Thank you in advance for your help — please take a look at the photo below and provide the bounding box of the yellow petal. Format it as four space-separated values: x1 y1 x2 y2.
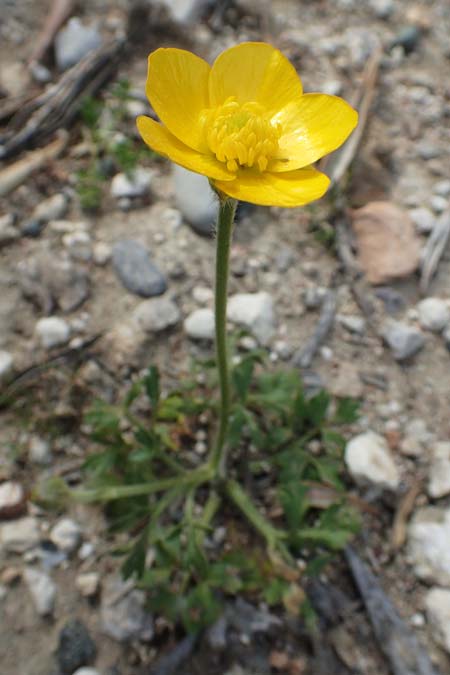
214 166 330 207
209 42 302 114
137 116 234 181
146 48 210 152
273 94 358 170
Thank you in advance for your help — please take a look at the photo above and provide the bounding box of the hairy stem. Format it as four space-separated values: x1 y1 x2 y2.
209 195 238 478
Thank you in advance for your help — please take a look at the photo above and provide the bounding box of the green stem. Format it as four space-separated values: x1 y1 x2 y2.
225 479 287 553
209 195 238 477
72 465 212 503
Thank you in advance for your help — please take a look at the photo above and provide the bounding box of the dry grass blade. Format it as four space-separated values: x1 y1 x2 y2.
420 210 450 294
391 480 422 551
319 42 383 186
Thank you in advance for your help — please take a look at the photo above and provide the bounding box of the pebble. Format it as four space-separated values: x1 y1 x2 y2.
381 320 425 360
227 292 276 346
173 165 217 235
0 516 40 552
184 308 215 341
57 619 97 674
101 577 154 642
408 507 450 585
33 193 67 222
35 317 71 349
158 0 211 24
23 567 56 616
192 286 214 305
430 195 448 213
329 361 363 399
433 180 450 197
369 0 394 19
374 287 405 314
132 297 180 333
428 442 450 499
0 481 24 518
50 518 82 553
73 670 101 675
63 231 93 261
417 297 450 332
55 18 102 70
112 240 167 297
0 213 19 245
92 241 112 266
0 350 13 380
304 286 326 310
76 572 101 598
345 431 400 489
28 436 52 465
424 588 450 654
399 418 431 457
110 168 153 199
417 141 440 160
408 207 435 234
443 325 450 352
274 247 296 273
337 314 366 335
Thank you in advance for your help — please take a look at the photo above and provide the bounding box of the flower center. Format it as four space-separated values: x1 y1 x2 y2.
204 98 281 173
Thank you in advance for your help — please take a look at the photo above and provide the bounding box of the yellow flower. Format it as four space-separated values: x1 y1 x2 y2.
137 42 358 207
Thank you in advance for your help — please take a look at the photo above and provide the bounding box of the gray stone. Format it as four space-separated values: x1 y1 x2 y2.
23 567 56 616
345 431 400 490
417 297 449 332
19 256 90 313
101 577 154 642
57 619 97 674
274 247 296 272
443 325 450 352
409 207 435 234
133 297 180 333
382 320 425 360
424 587 450 654
369 0 394 19
399 418 431 457
93 241 112 266
33 193 67 222
227 292 275 346
433 180 450 197
50 518 82 553
173 165 217 236
110 168 153 199
408 507 450 585
337 314 366 335
0 350 13 380
55 18 102 70
374 287 405 314
304 286 326 310
112 240 167 297
73 670 101 675
227 598 281 635
0 516 40 552
417 141 439 160
0 213 19 246
430 195 448 213
63 231 92 261
29 436 52 465
428 442 450 499
184 308 215 341
35 317 70 349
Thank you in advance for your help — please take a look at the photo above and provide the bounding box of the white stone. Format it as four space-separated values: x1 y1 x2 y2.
73 669 101 675
0 350 13 380
408 207 435 234
132 297 180 333
23 567 56 616
0 517 40 552
29 436 52 465
158 0 211 24
345 431 400 489
425 587 450 654
76 572 100 597
0 482 24 514
417 297 450 332
430 196 448 213
63 231 92 261
111 168 153 198
192 286 213 306
408 507 450 585
50 518 82 553
35 317 70 349
184 308 215 341
428 442 450 499
433 180 450 197
33 193 67 222
93 241 112 266
227 292 276 346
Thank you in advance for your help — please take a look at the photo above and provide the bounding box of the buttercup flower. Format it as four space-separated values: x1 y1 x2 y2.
137 42 358 207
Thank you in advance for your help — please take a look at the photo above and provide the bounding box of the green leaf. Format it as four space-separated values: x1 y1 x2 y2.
122 528 148 580
306 390 330 427
263 578 289 605
321 429 346 455
332 397 359 425
232 356 255 403
279 482 310 532
144 366 160 409
123 379 142 409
